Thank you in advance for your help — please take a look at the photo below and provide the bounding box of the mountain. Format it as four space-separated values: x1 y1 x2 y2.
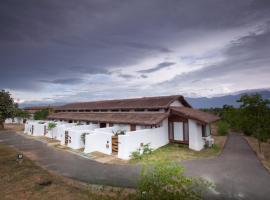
19 89 270 109
187 89 270 108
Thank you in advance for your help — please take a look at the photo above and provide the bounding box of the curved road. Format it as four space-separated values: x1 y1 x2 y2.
1 131 270 199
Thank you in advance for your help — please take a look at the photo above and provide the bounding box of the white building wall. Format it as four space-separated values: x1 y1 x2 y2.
5 117 24 124
170 100 183 107
84 132 113 155
60 124 99 148
118 118 169 160
188 119 204 151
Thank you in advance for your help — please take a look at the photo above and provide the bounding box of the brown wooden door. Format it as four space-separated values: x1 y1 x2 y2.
44 126 47 136
64 131 69 145
112 136 118 153
130 124 136 131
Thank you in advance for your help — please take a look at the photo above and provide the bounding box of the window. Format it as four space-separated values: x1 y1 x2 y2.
134 109 145 112
202 125 210 137
148 108 160 112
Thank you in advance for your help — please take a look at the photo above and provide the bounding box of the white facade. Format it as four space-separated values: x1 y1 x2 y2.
118 119 169 160
188 119 205 151
60 124 98 149
5 117 24 124
84 126 120 154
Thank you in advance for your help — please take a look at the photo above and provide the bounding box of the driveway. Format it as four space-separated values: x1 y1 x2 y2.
0 131 140 188
182 133 270 199
1 131 270 199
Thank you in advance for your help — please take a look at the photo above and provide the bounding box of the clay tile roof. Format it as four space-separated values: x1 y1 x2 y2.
170 107 220 124
48 112 169 126
24 106 55 111
54 95 191 111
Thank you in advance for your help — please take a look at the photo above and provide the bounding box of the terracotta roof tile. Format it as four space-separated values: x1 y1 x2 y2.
170 107 220 123
55 95 191 111
48 112 169 125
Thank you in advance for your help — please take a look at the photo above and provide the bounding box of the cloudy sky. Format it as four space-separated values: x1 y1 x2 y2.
1 0 270 105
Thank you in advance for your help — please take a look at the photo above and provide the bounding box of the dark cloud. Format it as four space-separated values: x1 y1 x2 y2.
118 74 135 79
141 74 148 79
40 78 84 85
68 66 109 75
137 62 175 73
0 0 270 100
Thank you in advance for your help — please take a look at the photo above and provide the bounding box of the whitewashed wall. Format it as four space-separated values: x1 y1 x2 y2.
170 100 183 107
61 124 99 149
84 131 113 155
54 123 76 142
5 117 24 124
32 122 48 136
118 119 169 160
46 121 67 138
24 121 34 134
188 119 204 151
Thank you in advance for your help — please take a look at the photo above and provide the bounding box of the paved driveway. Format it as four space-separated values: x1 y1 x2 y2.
0 131 140 188
1 131 270 199
182 133 270 199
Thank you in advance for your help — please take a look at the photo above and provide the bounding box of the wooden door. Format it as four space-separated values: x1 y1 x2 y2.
64 131 69 145
130 124 136 131
183 122 189 142
112 136 118 153
44 126 47 136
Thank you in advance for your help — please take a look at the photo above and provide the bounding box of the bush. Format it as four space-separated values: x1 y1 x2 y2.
138 161 212 200
34 109 49 120
217 121 229 136
113 130 125 136
48 122 57 130
130 143 153 160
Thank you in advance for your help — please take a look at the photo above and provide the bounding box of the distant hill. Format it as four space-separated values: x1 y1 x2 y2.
187 89 270 108
19 89 270 109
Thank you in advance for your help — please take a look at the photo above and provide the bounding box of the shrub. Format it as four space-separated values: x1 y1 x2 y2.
130 143 153 160
217 121 229 136
48 122 57 130
34 109 49 120
131 150 142 160
113 130 125 136
138 161 212 200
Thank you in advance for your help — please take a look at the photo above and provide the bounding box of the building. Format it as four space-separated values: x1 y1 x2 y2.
47 95 219 159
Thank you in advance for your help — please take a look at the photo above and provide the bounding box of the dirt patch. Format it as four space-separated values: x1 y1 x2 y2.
0 144 137 200
245 136 270 173
3 123 24 132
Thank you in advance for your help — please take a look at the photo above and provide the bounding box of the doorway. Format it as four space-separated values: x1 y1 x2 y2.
168 115 189 144
100 123 106 128
64 131 69 145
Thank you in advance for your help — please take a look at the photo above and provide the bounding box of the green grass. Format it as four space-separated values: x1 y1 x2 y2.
129 142 223 165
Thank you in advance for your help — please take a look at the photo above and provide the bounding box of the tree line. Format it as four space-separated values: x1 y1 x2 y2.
202 93 270 153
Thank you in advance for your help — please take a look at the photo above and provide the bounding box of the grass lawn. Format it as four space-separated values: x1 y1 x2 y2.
130 136 227 164
245 136 270 172
0 144 136 200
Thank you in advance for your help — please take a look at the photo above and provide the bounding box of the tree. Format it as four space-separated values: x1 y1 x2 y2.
15 109 31 119
0 90 18 129
34 109 49 120
237 94 270 153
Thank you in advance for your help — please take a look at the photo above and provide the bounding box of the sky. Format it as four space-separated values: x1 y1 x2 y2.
1 0 270 105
